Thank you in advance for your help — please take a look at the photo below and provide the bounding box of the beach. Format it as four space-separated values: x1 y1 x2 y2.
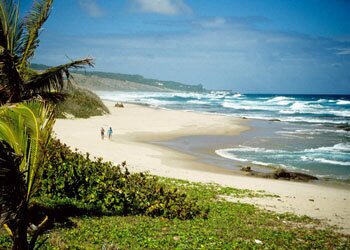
54 101 350 233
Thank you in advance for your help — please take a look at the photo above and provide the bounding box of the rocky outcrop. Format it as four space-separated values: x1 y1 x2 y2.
241 167 318 182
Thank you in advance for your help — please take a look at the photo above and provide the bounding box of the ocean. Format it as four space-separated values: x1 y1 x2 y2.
97 91 350 181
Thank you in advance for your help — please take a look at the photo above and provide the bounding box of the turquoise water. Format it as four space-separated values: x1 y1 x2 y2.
97 91 350 180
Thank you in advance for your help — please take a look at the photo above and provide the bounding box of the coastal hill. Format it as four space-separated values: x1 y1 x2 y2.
30 63 205 118
31 64 205 92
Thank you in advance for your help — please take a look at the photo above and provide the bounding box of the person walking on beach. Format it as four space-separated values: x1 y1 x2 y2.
107 127 113 140
100 127 105 140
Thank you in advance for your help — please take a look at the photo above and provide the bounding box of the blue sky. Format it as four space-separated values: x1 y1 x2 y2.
22 0 350 94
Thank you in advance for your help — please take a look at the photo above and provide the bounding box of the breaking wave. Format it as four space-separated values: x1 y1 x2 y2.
215 143 350 175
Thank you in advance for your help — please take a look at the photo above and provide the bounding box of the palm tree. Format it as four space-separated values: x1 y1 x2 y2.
0 0 93 248
0 0 93 105
0 101 55 249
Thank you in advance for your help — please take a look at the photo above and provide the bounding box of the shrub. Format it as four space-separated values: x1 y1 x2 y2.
39 139 206 219
55 84 109 118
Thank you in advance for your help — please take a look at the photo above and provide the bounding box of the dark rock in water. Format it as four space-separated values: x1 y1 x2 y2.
272 168 318 181
268 119 281 122
335 124 350 132
241 166 318 182
241 166 252 172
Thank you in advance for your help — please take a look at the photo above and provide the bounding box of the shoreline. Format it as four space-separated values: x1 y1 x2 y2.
155 120 350 185
54 101 350 234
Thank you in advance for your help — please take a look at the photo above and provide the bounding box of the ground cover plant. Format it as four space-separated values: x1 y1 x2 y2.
1 179 349 249
39 139 206 220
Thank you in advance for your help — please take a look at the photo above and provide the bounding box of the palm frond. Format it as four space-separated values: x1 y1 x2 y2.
0 103 27 155
32 92 67 104
18 0 53 70
14 101 55 200
1 1 94 104
0 101 55 202
0 0 23 55
22 58 94 102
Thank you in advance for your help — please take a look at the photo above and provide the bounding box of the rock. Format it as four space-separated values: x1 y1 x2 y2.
241 166 252 172
335 124 350 131
115 102 124 108
273 168 318 181
242 167 318 182
268 118 281 122
273 168 291 179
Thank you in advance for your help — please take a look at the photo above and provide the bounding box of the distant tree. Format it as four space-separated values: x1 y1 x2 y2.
0 0 93 105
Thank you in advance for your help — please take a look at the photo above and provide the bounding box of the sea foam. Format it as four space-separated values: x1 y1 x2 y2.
301 156 350 166
337 100 350 105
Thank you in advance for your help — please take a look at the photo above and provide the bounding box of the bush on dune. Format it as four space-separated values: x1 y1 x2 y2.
55 84 109 119
39 139 207 220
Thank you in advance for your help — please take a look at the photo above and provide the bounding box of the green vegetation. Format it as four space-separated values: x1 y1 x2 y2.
0 0 92 248
40 139 206 219
74 71 204 92
28 64 110 120
0 0 92 105
28 64 50 71
55 84 109 118
0 101 55 249
1 177 349 249
43 203 349 249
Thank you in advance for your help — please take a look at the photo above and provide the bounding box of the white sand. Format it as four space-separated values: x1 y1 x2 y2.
54 102 350 234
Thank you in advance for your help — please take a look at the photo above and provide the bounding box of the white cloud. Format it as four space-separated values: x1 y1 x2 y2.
198 17 226 28
78 0 104 17
336 48 350 55
131 0 192 15
36 17 350 93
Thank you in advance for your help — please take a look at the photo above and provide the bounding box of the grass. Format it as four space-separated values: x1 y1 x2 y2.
1 178 349 249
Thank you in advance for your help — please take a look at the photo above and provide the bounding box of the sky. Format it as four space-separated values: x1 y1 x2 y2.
22 0 350 94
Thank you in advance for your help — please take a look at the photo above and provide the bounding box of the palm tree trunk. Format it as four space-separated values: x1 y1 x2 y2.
0 46 23 104
11 202 28 250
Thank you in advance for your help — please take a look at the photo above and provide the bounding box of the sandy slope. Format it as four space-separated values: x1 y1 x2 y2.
54 102 350 234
